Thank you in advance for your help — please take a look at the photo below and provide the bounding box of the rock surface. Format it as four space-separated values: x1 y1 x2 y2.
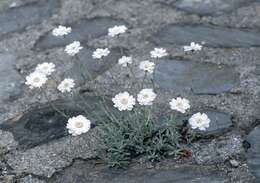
154 60 239 94
0 96 104 149
245 126 260 182
0 0 60 38
68 47 127 84
196 110 233 136
154 25 260 48
35 17 128 50
0 54 23 103
174 0 254 16
0 0 258 182
49 161 227 183
192 134 243 165
6 128 98 178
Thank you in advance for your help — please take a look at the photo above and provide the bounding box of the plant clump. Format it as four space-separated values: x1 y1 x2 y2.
24 24 210 168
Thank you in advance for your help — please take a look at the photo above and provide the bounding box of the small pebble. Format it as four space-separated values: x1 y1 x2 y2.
230 159 239 168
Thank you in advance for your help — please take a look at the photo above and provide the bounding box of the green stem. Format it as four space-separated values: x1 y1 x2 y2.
40 88 69 118
150 78 156 91
141 72 147 89
75 55 88 82
128 64 139 90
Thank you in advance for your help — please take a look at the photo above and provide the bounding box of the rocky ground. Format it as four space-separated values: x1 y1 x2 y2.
0 0 259 182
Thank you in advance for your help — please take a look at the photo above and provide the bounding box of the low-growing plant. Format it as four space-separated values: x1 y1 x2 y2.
97 107 181 167
24 24 211 168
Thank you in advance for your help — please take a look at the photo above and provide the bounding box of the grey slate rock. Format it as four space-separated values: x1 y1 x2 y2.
0 96 103 149
154 60 239 94
200 110 233 136
0 0 60 38
35 17 128 50
154 24 260 48
49 162 227 183
174 0 254 16
245 126 260 182
0 54 23 103
68 47 127 84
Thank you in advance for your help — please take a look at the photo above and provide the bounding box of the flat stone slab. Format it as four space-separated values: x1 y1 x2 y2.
0 54 23 103
154 60 239 94
67 47 127 84
35 17 128 50
174 0 254 16
245 126 260 182
49 162 227 183
154 25 260 48
0 0 60 38
6 128 98 178
197 110 233 136
0 96 103 149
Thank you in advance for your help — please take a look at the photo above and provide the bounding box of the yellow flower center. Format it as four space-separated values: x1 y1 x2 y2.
176 102 183 108
33 77 40 83
64 82 69 88
75 122 83 128
143 94 149 99
121 98 128 105
196 118 203 124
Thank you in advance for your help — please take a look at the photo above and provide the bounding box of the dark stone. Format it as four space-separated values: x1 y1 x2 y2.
0 0 60 38
198 110 233 136
0 54 23 103
49 161 227 183
245 126 260 182
154 60 239 94
173 0 254 16
255 64 260 75
176 110 233 136
0 96 105 149
68 47 127 84
35 17 128 50
154 25 260 48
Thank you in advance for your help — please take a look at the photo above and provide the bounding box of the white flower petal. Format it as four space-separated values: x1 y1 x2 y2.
52 25 71 37
139 60 155 74
188 112 210 131
137 88 157 106
112 91 136 111
57 78 75 93
65 41 83 56
108 25 127 37
66 115 91 136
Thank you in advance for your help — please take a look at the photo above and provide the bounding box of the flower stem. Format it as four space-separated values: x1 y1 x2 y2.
128 64 138 90
40 88 69 118
141 72 147 89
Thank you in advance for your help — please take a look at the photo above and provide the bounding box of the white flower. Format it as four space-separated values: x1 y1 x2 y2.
92 48 110 59
25 72 48 89
35 62 56 76
108 25 127 37
66 115 91 136
112 91 136 111
65 41 83 56
52 25 71 37
169 97 190 113
137 89 157 106
189 112 210 131
118 56 132 67
184 42 202 52
57 78 75 93
139 60 155 74
150 48 168 58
